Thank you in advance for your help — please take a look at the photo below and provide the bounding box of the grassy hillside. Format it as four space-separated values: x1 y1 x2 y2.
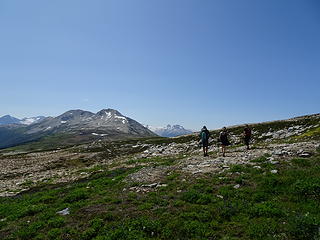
0 114 319 239
1 148 320 239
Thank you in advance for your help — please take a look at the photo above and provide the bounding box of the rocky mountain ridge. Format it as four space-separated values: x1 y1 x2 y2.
145 124 193 137
0 115 21 125
0 109 156 149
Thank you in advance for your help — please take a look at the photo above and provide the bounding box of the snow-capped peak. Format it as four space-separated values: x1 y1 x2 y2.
145 124 193 137
20 116 45 125
105 111 112 118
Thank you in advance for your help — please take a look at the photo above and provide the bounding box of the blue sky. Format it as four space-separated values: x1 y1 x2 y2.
0 0 319 130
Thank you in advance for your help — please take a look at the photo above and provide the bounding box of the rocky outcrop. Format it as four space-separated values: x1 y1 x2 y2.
258 125 318 141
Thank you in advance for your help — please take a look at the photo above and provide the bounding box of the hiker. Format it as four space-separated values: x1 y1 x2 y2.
243 124 252 150
200 126 210 157
219 127 230 157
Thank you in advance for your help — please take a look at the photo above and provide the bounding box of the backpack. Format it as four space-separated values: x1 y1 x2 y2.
244 128 251 137
201 131 208 141
220 131 228 141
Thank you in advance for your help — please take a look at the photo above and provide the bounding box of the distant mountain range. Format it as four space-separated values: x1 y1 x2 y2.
145 124 193 137
0 109 156 149
0 115 46 125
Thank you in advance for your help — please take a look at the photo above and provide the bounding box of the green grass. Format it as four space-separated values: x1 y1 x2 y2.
1 153 320 239
250 154 271 163
1 133 76 153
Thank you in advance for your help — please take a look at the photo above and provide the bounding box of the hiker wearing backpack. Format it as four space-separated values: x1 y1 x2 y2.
200 126 210 157
219 127 230 157
243 124 252 150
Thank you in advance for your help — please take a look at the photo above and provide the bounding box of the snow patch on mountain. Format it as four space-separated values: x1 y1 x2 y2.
20 116 46 125
0 115 46 125
105 112 112 118
91 133 108 136
44 126 52 131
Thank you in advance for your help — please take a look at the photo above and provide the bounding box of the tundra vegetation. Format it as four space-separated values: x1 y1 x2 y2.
0 114 319 239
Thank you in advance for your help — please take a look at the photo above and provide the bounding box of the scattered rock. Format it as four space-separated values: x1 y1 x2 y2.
233 184 240 189
267 157 275 161
157 183 168 188
273 149 288 156
125 166 171 184
270 160 279 164
270 170 278 174
298 152 311 158
273 150 282 156
142 183 158 188
57 208 70 216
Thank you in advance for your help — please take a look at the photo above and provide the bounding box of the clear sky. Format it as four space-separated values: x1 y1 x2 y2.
0 0 319 130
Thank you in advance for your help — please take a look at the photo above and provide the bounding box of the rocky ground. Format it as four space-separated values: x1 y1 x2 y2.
0 114 319 197
0 150 100 196
123 141 319 193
